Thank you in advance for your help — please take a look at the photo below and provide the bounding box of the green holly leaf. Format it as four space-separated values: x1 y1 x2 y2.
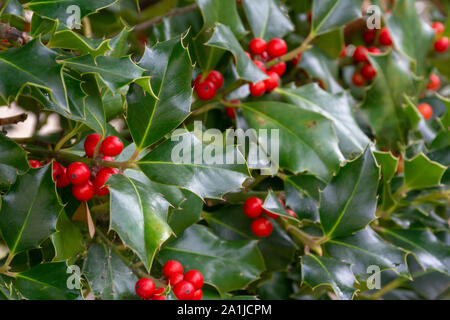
241 101 344 182
0 39 68 110
205 23 268 83
127 36 193 151
301 254 358 300
241 0 294 41
195 0 246 38
386 0 435 75
262 191 297 221
48 29 112 58
326 228 408 278
403 153 446 190
25 0 117 26
278 83 369 157
312 29 345 59
83 244 138 300
108 27 131 58
108 174 173 272
15 262 80 300
0 164 63 256
374 151 399 182
311 0 363 36
159 224 265 294
382 229 450 275
285 176 323 221
361 51 419 150
320 148 380 239
204 206 297 271
51 212 85 263
168 190 203 235
0 133 29 186
137 131 250 200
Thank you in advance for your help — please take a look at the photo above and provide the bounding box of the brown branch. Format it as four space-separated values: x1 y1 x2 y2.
0 23 31 45
135 3 198 31
0 113 27 125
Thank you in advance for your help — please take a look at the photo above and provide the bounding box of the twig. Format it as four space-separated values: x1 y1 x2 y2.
135 3 198 31
0 23 31 44
0 113 27 125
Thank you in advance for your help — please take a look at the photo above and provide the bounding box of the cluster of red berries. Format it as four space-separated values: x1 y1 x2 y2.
135 260 204 300
28 134 124 201
243 197 296 238
193 70 224 101
417 103 433 121
431 22 449 53
246 38 292 97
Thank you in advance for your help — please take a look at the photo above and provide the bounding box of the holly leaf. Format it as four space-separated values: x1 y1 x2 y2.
311 0 363 36
25 0 117 26
382 229 450 275
403 153 446 190
127 36 193 151
48 29 112 58
301 254 358 300
361 52 419 150
278 83 369 157
167 190 203 235
386 0 435 75
0 39 68 111
108 174 173 272
83 244 138 300
0 133 29 186
159 225 265 294
0 164 63 256
241 0 294 40
195 0 246 38
241 101 344 182
137 131 250 200
319 148 380 239
262 190 297 221
326 228 408 278
15 262 80 300
205 23 268 83
285 177 321 221
51 212 85 263
374 150 399 183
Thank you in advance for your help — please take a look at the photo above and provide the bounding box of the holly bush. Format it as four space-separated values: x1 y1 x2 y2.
0 0 449 301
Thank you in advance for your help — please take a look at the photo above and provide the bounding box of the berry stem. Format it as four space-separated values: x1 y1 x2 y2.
286 225 323 256
0 253 14 275
54 123 82 152
266 34 314 68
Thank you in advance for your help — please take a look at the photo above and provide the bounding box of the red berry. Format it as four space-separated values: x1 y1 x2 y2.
196 81 216 100
243 197 263 218
94 167 118 196
225 107 236 118
427 74 441 91
193 75 202 88
28 160 42 168
368 47 382 54
339 46 347 58
434 37 449 52
249 38 267 55
192 289 203 300
135 278 155 299
154 287 165 295
168 273 184 286
173 281 195 300
353 46 368 63
307 11 312 24
72 181 95 202
249 81 266 97
259 51 270 62
67 162 90 185
291 53 302 66
152 295 167 300
263 207 280 219
361 63 377 80
163 260 184 278
251 217 273 237
206 70 224 89
101 136 124 157
102 155 114 162
184 270 204 290
264 71 280 92
56 166 70 188
253 60 266 73
363 29 377 45
84 133 101 158
267 38 287 58
268 62 286 76
379 27 393 46
352 71 366 87
432 22 445 35
286 208 297 218
417 103 433 120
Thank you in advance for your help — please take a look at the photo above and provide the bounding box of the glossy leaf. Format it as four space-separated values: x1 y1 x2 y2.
262 191 296 221
319 148 380 239
242 0 294 40
0 164 63 256
403 153 446 190
137 131 250 200
127 36 193 150
159 225 265 294
285 177 320 221
0 133 29 186
83 244 138 300
51 212 84 263
241 101 344 182
48 29 112 58
374 151 399 182
108 174 173 271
